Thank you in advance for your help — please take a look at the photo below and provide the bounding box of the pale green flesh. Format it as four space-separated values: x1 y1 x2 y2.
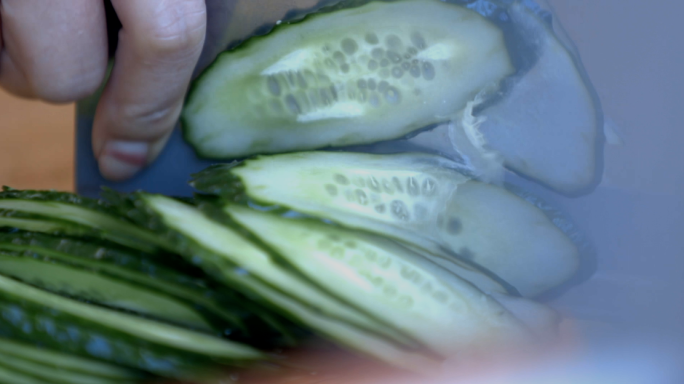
226 204 529 357
0 275 264 360
230 151 579 297
0 351 127 384
227 270 438 374
0 256 214 332
143 195 413 346
0 338 138 379
183 0 513 158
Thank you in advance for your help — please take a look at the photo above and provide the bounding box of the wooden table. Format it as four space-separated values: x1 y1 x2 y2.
0 90 74 192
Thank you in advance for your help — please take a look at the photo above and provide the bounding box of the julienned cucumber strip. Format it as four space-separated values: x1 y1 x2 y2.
224 204 531 358
191 151 579 297
102 190 417 348
0 232 254 335
0 253 216 333
0 189 163 253
0 350 136 384
0 337 144 380
182 0 513 159
0 274 265 378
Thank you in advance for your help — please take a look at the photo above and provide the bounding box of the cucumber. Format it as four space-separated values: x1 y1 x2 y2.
0 337 144 382
191 151 579 297
223 204 532 358
0 365 48 384
0 189 164 253
0 274 265 379
0 253 215 332
472 1 604 195
102 191 417 348
181 0 513 159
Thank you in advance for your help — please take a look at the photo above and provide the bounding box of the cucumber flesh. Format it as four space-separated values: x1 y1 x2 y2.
474 2 604 196
0 337 143 380
193 152 579 297
182 0 513 159
225 204 531 358
0 254 215 332
138 194 415 347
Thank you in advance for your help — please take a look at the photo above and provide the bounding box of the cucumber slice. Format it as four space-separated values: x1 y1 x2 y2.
191 151 579 297
0 337 143 381
0 254 215 332
0 274 265 378
182 0 513 159
474 1 604 195
224 204 531 358
104 191 416 347
0 189 164 253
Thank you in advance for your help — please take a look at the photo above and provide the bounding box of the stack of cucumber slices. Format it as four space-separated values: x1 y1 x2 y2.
0 0 603 382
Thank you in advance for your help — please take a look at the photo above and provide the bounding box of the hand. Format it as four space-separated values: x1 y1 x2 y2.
0 0 208 181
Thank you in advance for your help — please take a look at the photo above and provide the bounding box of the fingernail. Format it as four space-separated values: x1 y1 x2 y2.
98 140 149 181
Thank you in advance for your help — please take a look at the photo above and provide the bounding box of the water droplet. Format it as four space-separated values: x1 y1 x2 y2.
334 174 349 185
374 204 386 213
407 177 420 196
365 33 379 45
367 60 378 71
355 190 368 205
340 64 350 73
333 51 346 64
391 200 410 221
385 34 402 50
409 65 421 78
422 62 435 80
382 179 394 194
384 87 401 105
402 62 411 70
380 59 390 67
391 67 404 79
368 79 377 90
371 47 385 60
422 178 437 196
357 79 367 89
387 50 401 64
411 32 427 49
341 38 358 55
447 218 462 235
408 47 418 55
267 76 281 96
325 184 338 196
285 94 301 114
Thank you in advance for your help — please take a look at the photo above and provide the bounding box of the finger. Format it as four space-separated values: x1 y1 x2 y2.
93 0 207 181
0 0 107 103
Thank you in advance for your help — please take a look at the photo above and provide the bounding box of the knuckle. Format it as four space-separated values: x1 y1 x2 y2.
31 66 107 104
114 101 179 140
142 0 207 59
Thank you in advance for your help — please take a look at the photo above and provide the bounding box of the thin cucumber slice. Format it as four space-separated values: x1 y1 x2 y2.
0 337 143 380
0 351 134 384
0 274 265 378
192 152 579 297
106 192 416 347
182 0 513 159
474 1 604 196
0 189 163 253
225 204 531 358
0 254 215 332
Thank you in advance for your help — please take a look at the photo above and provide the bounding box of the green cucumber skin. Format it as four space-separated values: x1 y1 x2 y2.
0 232 297 348
0 337 145 381
0 295 212 379
182 0 513 159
